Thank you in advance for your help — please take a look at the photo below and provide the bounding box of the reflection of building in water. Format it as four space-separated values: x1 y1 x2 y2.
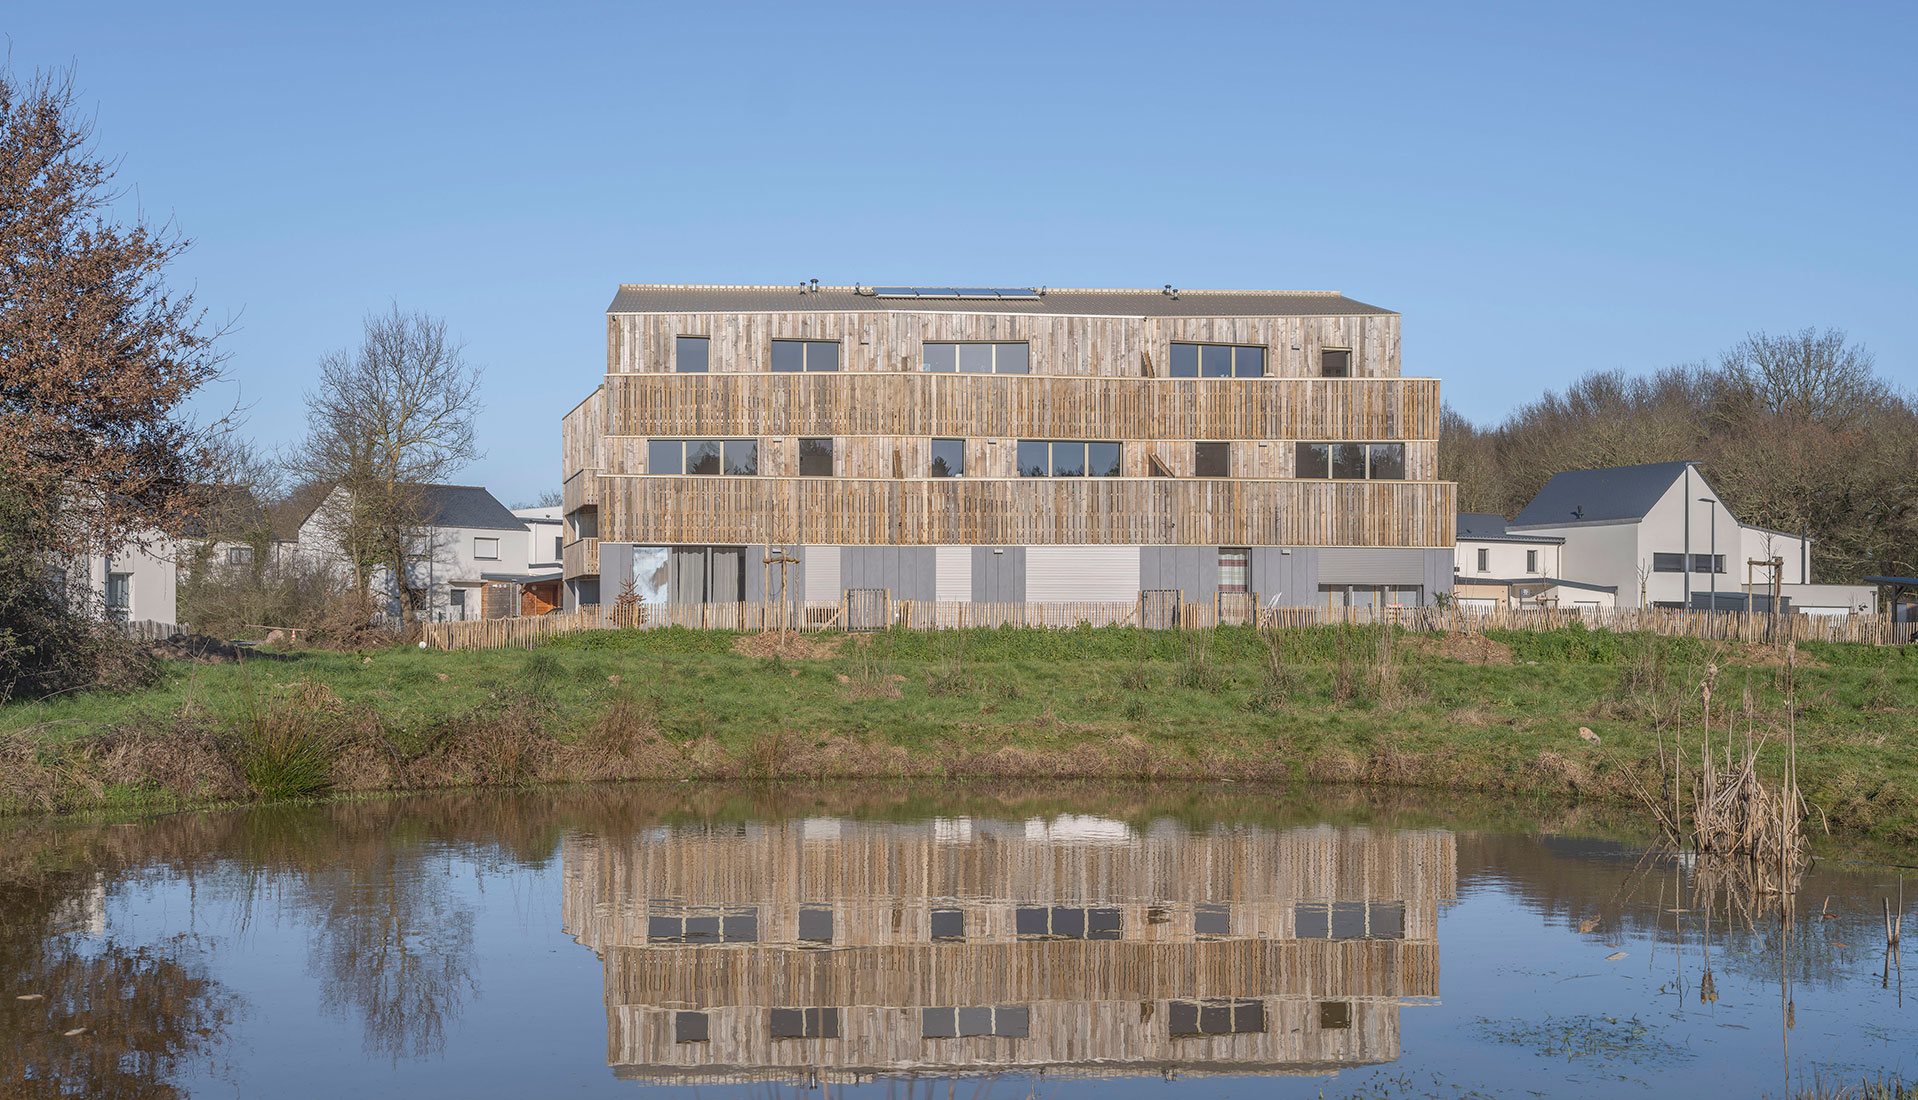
562 817 1455 1084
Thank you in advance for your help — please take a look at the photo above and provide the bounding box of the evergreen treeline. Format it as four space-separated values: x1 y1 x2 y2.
1441 328 1917 583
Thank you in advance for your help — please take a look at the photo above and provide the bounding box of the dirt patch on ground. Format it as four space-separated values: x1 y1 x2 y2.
1413 632 1514 665
1729 643 1827 669
731 632 850 660
146 634 252 663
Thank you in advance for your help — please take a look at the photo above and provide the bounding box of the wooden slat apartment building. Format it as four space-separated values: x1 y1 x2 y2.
561 284 1456 614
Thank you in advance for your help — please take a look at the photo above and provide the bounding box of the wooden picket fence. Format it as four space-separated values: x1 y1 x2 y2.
420 595 1892 652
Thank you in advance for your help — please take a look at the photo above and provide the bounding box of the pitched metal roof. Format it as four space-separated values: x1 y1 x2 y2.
607 284 1396 318
1511 462 1696 528
415 484 528 532
1457 512 1564 544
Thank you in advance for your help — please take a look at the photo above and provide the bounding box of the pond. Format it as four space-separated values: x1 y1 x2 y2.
1 784 1912 1099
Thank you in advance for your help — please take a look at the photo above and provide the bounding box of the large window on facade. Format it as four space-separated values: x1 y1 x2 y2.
922 1006 1030 1039
1652 553 1685 573
675 1012 709 1043
770 1008 839 1039
1194 442 1231 477
930 908 965 941
1017 441 1121 477
1321 348 1352 377
1692 554 1726 574
1294 901 1405 939
675 336 709 372
648 439 758 475
1170 343 1265 378
1168 999 1265 1037
1295 441 1405 479
1013 906 1121 939
648 906 760 943
798 438 834 476
771 340 839 372
930 438 965 477
923 342 1029 374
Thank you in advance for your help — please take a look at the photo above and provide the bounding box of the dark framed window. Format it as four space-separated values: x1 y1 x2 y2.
474 537 500 560
922 1005 1030 1039
675 1011 710 1043
923 342 1029 374
675 336 710 373
1318 1002 1352 1030
1195 904 1230 936
105 572 131 612
648 439 758 476
1170 342 1265 378
1526 549 1540 573
1017 441 1121 477
1321 349 1352 377
1168 998 1265 1037
1294 901 1405 940
930 439 965 477
724 440 758 476
1653 553 1686 573
798 907 834 944
798 438 834 476
449 588 466 611
1194 442 1231 477
770 1007 839 1039
1692 554 1726 574
648 907 760 943
1476 548 1489 571
1013 905 1121 940
1295 441 1405 480
771 339 839 372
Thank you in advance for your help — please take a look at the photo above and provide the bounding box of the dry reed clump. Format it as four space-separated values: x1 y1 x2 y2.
403 698 560 789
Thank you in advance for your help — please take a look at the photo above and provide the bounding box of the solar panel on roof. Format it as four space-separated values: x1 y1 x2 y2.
869 286 1042 300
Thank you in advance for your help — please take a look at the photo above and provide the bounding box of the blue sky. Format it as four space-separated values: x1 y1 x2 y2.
9 1 1915 505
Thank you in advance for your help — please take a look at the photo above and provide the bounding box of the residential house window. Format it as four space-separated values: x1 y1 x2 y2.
770 1007 839 1039
1692 554 1726 574
929 438 965 477
474 537 500 560
674 1012 709 1043
1652 553 1686 572
1476 548 1489 572
1526 549 1539 573
1294 441 1405 479
105 572 131 617
1016 441 1122 477
1321 348 1352 377
923 342 1029 374
1294 901 1405 939
648 439 758 476
798 438 834 476
1013 906 1121 939
648 907 760 944
1168 998 1265 1037
554 535 563 559
449 588 466 617
922 1006 1030 1039
1194 442 1231 477
1169 342 1265 378
227 546 255 565
570 508 598 540
771 340 840 372
930 908 965 941
675 336 710 373
1218 549 1249 595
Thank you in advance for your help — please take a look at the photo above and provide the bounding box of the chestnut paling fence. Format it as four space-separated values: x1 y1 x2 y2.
420 596 1891 652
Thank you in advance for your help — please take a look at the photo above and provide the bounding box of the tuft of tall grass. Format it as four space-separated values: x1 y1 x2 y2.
224 676 342 802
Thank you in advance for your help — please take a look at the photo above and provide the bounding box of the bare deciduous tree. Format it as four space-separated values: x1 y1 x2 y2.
292 306 483 627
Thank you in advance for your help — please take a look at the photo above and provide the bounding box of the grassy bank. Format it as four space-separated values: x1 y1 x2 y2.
1 624 1913 841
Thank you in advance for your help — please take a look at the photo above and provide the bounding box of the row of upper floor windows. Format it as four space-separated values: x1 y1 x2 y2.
643 438 1406 480
672 336 1356 378
669 997 1361 1044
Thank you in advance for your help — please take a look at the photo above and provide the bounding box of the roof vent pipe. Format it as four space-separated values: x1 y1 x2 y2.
810 278 819 293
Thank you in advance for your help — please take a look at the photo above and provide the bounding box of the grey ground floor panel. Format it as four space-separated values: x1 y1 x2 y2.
971 546 1026 603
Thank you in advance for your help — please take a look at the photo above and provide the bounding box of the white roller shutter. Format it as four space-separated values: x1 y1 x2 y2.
804 546 841 603
1027 546 1140 602
935 546 972 602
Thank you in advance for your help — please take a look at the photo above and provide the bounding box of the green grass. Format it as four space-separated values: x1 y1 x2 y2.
2 625 1914 842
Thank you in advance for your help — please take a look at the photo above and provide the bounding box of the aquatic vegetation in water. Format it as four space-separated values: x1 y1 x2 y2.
1474 1013 1694 1068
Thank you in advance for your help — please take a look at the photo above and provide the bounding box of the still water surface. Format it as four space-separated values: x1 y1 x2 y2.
2 785 1912 1098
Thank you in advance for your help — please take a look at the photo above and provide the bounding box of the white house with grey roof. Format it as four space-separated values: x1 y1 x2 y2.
1503 461 1871 615
1452 513 1617 611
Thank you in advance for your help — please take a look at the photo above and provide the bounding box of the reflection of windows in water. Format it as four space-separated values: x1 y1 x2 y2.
1194 904 1229 936
1293 901 1405 939
1318 1001 1352 1030
1168 998 1265 1037
798 906 834 943
675 1011 709 1043
648 907 759 943
930 907 965 941
922 1005 1030 1038
770 1007 839 1039
1014 905 1121 939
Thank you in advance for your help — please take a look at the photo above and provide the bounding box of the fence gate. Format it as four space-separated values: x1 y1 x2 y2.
1140 589 1182 630
844 588 890 632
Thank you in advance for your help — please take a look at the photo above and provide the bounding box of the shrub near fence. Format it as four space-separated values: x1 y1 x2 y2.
418 597 1891 652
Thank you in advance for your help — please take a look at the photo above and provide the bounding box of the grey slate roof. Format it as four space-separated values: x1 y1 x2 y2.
415 484 528 532
607 284 1395 318
1457 512 1563 544
1511 462 1696 528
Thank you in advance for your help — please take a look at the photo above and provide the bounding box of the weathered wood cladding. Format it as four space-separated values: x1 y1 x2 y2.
597 477 1456 548
607 375 1439 442
562 537 597 579
562 385 607 475
611 310 1400 379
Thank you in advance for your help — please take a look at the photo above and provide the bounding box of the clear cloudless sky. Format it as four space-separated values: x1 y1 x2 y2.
8 1 1916 505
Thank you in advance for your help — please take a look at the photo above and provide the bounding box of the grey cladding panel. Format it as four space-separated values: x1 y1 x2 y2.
844 547 934 601
1251 548 1319 607
1319 548 1427 584
971 546 1025 603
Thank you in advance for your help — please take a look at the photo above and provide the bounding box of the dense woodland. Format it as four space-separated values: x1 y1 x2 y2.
1440 329 1916 584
